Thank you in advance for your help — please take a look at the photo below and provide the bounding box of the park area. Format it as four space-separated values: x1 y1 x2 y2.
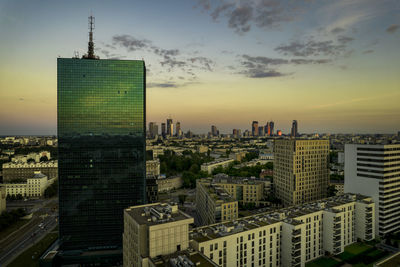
306 242 390 267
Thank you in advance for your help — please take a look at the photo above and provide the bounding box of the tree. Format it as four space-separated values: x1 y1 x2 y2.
40 156 49 162
27 158 35 164
327 185 338 197
178 194 187 206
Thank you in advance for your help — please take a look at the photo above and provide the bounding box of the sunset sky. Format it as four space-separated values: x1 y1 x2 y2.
0 0 399 135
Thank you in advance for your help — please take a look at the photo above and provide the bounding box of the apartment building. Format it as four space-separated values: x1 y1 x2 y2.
196 179 238 225
3 171 55 198
146 159 160 177
274 139 329 206
212 175 265 206
344 144 400 237
157 176 183 193
2 160 58 182
201 158 235 174
190 194 374 267
123 203 194 267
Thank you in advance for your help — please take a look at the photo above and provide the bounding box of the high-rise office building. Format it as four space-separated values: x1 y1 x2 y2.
176 121 181 137
211 125 218 137
252 121 258 136
166 118 173 137
57 17 146 251
148 122 158 138
277 130 282 136
269 121 275 136
344 144 400 237
274 139 329 206
258 126 265 136
265 122 270 136
161 123 166 138
291 120 298 137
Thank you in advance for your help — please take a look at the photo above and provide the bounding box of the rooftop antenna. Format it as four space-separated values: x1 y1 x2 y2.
83 15 99 59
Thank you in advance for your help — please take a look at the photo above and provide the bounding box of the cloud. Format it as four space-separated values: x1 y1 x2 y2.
147 82 179 88
189 57 214 71
238 54 332 78
112 35 152 51
362 50 374 54
331 27 346 34
196 0 301 34
386 24 399 33
275 36 353 57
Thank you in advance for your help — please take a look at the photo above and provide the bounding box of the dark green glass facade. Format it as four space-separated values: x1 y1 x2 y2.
57 58 146 250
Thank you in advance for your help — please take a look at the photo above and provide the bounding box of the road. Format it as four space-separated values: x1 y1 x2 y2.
0 198 58 267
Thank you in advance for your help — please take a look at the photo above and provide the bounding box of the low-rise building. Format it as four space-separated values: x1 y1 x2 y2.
123 203 194 267
146 159 160 178
11 151 51 163
201 158 234 174
330 180 344 195
4 171 55 198
229 151 247 162
157 176 183 193
196 179 238 226
2 160 58 182
212 175 266 206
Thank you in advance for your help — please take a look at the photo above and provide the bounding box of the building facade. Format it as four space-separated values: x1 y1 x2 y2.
157 176 183 193
4 171 55 198
291 120 298 137
190 194 374 267
196 179 238 225
146 159 160 178
201 158 235 174
252 121 259 137
123 203 194 267
344 144 400 237
2 160 58 182
0 186 6 214
274 139 329 206
57 58 146 250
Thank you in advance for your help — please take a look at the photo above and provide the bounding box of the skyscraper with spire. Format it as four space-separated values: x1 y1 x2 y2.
291 120 298 137
57 16 146 252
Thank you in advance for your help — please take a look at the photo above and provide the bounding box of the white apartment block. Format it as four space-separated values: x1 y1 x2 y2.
190 194 374 267
344 144 400 237
123 203 194 267
201 158 235 174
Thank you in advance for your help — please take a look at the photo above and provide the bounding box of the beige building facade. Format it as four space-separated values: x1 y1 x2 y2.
157 176 183 193
0 186 6 214
4 171 55 198
146 159 160 178
2 160 58 182
201 158 234 174
196 179 238 226
123 203 194 267
274 139 329 206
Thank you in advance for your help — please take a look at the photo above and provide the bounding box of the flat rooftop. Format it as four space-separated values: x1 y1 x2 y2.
191 193 372 242
125 203 192 226
150 249 218 267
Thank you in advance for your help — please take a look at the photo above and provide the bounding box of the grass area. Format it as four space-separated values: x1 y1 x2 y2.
306 257 341 267
7 229 58 267
345 242 372 254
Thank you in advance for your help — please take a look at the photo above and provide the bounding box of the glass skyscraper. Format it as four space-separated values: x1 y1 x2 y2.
57 58 146 250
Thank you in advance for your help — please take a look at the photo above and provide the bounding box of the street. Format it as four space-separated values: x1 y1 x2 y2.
0 198 58 266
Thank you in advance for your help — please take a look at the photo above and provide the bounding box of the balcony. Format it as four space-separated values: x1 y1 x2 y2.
333 248 341 254
334 223 341 229
292 243 301 250
292 237 301 244
366 207 372 212
334 241 341 248
366 213 372 219
292 250 301 257
334 217 341 222
334 236 341 242
334 229 341 236
292 229 301 236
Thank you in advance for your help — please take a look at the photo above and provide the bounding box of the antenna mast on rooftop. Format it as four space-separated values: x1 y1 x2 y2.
83 15 99 59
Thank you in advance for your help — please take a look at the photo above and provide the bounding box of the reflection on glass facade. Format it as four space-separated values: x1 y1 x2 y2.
57 58 146 250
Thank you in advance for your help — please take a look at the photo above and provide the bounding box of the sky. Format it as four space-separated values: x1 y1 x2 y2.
0 0 399 135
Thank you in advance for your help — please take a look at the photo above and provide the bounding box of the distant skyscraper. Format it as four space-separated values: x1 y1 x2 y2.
277 130 282 136
265 122 271 136
291 120 298 137
252 121 258 136
166 118 173 137
176 122 181 137
269 121 274 136
211 125 218 136
161 123 166 138
57 18 146 251
148 122 158 138
274 139 329 206
258 126 265 136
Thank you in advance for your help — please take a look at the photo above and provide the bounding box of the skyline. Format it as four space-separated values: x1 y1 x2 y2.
0 0 399 135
